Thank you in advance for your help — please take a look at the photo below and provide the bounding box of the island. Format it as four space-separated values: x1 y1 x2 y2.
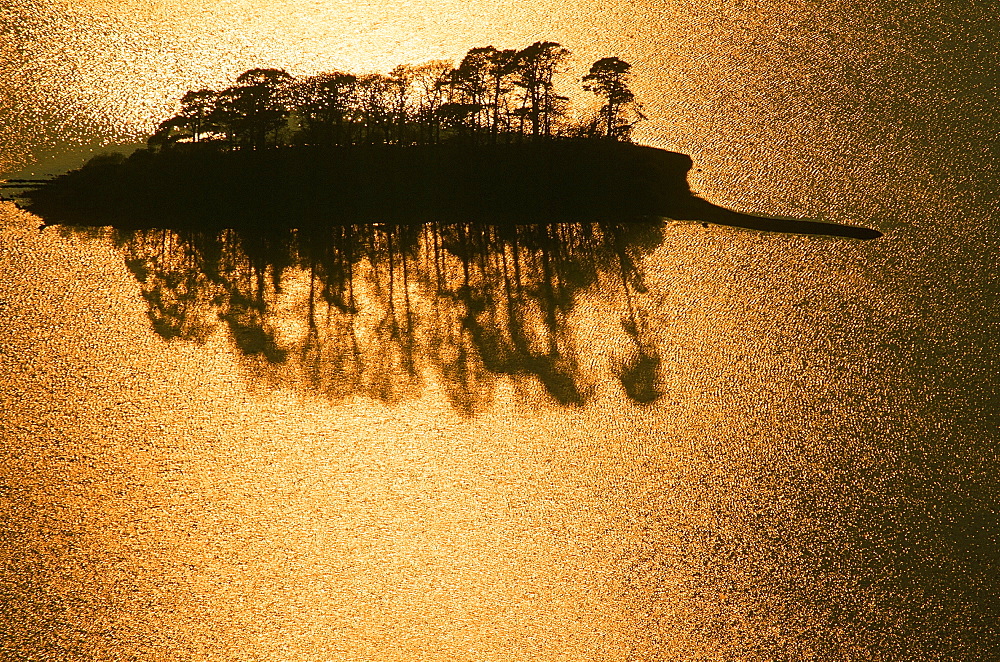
14 41 881 239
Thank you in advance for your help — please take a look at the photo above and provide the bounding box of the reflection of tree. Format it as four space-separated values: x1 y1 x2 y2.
120 231 221 342
605 223 663 404
114 221 665 413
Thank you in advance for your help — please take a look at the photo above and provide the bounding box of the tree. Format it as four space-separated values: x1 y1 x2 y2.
582 57 644 141
147 89 217 150
388 64 417 144
451 46 521 143
146 42 645 151
355 73 395 144
411 60 455 144
512 41 570 139
485 48 518 142
435 101 481 140
294 72 357 146
178 89 218 143
452 47 494 141
214 68 294 149
147 116 188 151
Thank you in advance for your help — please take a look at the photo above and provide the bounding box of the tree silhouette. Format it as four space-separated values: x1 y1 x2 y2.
410 60 454 144
355 73 396 144
485 48 519 143
512 41 570 139
583 57 644 141
294 72 358 146
212 68 294 149
388 64 417 144
451 47 495 141
138 41 653 150
178 89 218 143
147 116 189 151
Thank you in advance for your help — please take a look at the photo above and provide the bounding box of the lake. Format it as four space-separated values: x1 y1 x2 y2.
1 1 997 660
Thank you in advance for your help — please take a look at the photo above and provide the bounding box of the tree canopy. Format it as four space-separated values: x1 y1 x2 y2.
582 57 645 141
148 43 644 151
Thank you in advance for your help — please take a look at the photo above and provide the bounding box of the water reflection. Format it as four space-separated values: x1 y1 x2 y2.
113 220 666 413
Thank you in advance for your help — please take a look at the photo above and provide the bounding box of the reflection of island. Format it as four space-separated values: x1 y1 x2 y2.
115 221 665 413
17 41 880 238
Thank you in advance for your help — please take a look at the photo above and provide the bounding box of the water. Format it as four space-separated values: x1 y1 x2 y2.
1 1 998 660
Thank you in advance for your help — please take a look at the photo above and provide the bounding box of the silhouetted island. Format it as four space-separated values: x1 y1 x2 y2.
16 42 880 239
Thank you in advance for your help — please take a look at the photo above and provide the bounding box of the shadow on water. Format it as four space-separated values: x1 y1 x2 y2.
110 220 667 414
33 135 881 415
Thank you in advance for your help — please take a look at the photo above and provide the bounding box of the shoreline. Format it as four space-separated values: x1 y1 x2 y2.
678 198 883 239
18 141 882 239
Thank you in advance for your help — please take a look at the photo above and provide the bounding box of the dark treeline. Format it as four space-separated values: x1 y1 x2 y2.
111 220 664 413
148 43 645 152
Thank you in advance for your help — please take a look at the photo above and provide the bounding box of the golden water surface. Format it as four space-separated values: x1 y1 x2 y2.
1 1 997 660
